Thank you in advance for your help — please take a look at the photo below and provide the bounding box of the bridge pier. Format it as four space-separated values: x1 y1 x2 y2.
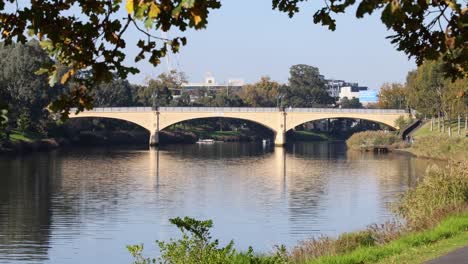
274 131 286 146
149 131 159 146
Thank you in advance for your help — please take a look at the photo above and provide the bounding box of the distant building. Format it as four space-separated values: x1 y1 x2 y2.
338 85 368 101
359 90 379 105
325 80 349 98
181 75 245 101
324 79 369 100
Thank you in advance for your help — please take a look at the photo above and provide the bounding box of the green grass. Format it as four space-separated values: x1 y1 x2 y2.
290 130 331 141
206 131 242 137
9 130 41 142
375 231 468 264
412 120 467 138
306 213 468 264
407 135 467 161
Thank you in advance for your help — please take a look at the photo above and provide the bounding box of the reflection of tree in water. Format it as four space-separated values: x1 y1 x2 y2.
0 153 56 262
283 142 434 238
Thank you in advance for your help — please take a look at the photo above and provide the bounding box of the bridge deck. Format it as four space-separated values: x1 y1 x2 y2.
72 107 406 114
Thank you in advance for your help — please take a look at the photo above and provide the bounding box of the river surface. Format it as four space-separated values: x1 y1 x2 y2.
0 141 435 263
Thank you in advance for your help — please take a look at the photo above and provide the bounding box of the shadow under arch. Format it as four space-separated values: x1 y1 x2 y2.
160 116 277 133
68 116 151 132
286 116 398 133
159 116 277 138
66 116 151 144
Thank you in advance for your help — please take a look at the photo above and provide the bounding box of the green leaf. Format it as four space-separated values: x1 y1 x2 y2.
48 69 58 87
144 17 153 29
181 0 196 8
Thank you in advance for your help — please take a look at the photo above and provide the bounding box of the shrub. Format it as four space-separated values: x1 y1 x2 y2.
335 231 375 254
395 161 468 230
128 216 288 264
394 116 414 130
290 236 336 263
346 131 399 150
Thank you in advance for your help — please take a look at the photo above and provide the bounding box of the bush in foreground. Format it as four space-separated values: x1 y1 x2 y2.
127 217 287 264
395 161 468 230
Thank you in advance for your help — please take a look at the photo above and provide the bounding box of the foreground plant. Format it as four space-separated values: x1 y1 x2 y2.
395 161 468 229
127 216 288 264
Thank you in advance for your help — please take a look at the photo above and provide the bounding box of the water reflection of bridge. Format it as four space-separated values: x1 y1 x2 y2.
70 107 408 146
0 143 432 262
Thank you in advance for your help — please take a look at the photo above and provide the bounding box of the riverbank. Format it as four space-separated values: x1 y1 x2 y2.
128 161 468 263
346 123 467 161
403 122 467 161
346 131 408 152
0 131 61 154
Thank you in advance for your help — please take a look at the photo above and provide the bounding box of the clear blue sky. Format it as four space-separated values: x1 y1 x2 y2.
124 1 416 90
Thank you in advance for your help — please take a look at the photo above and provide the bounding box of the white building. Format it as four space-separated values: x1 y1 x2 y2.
339 86 368 101
180 75 245 102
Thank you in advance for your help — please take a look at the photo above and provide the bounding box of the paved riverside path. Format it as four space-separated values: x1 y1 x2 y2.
425 246 468 264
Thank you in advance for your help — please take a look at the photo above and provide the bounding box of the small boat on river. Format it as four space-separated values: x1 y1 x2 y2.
196 139 215 144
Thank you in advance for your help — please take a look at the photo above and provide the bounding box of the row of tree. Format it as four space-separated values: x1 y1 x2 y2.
377 59 467 136
0 41 342 140
90 64 337 108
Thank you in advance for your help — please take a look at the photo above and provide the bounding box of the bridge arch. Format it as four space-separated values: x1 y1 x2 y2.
68 116 151 132
68 110 154 132
285 112 403 132
159 115 278 134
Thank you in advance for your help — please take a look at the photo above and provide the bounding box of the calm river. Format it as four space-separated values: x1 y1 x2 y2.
0 142 434 263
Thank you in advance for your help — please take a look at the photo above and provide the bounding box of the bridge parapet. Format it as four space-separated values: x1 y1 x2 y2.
70 107 153 112
286 108 407 114
159 107 278 112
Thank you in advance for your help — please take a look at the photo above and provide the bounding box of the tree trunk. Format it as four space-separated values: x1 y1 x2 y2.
448 120 451 137
430 117 434 132
437 116 441 132
442 116 445 133
458 115 461 135
465 115 467 131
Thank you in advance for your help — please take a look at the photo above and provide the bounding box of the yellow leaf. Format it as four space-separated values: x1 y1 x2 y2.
126 0 134 14
149 2 160 18
61 69 75 84
191 11 202 26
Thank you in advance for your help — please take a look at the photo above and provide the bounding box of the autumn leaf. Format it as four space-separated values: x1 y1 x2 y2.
149 2 160 18
125 0 134 14
191 11 202 26
61 68 76 84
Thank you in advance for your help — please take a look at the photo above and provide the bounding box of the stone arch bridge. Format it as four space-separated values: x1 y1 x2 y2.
69 107 409 146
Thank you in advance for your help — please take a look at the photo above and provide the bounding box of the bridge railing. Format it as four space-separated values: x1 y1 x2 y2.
286 108 407 114
70 107 153 113
71 107 407 114
159 107 278 112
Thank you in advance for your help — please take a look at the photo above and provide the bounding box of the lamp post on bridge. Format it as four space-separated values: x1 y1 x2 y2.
151 90 159 111
277 94 285 111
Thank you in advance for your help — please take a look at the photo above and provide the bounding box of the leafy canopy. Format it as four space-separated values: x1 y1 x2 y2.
0 0 466 113
272 0 467 80
0 0 221 113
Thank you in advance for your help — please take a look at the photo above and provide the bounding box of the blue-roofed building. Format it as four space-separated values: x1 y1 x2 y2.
359 90 379 105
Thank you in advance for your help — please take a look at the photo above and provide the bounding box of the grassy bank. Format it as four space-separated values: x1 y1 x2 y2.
128 161 468 264
304 213 468 264
406 122 468 161
0 131 60 154
287 130 331 141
